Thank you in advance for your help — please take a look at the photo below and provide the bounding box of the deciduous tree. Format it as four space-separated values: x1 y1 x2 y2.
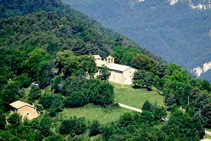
97 65 111 81
133 70 154 89
89 120 101 136
132 54 158 74
28 85 41 102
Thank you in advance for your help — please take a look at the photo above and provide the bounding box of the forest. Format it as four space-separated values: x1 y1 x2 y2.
61 0 211 71
0 0 166 64
0 0 211 140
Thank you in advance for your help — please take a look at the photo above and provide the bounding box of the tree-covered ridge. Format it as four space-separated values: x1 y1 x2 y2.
62 0 211 70
0 11 110 68
0 0 167 65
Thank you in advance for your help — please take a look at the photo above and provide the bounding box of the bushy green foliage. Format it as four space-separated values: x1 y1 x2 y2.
59 117 86 136
60 117 77 135
51 75 63 93
62 76 114 107
97 65 111 81
62 76 85 96
7 113 22 127
0 109 6 130
162 109 204 140
1 84 19 111
142 100 153 112
154 62 211 128
28 85 41 102
112 46 142 66
133 70 155 89
0 117 44 141
153 106 167 120
49 94 64 116
64 91 87 108
39 116 52 137
166 93 176 108
50 134 66 141
55 51 97 78
78 55 98 77
89 120 101 136
39 93 55 109
98 105 204 140
13 73 31 88
94 83 114 107
132 54 158 74
139 110 154 127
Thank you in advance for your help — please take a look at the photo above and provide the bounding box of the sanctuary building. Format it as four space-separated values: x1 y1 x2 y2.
93 55 137 85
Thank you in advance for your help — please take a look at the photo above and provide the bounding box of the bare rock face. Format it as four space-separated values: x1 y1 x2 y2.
168 0 211 10
192 61 211 77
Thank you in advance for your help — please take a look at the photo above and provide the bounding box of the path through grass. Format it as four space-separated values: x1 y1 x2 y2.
112 82 171 118
113 83 165 109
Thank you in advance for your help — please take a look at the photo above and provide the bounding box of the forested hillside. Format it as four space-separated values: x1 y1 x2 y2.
0 0 210 140
0 0 166 65
200 69 211 82
62 0 211 71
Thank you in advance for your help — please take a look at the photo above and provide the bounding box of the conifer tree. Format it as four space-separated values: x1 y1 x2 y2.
142 100 153 112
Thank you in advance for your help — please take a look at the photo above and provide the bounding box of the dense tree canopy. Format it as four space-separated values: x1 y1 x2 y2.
97 65 111 81
132 54 159 74
133 70 155 89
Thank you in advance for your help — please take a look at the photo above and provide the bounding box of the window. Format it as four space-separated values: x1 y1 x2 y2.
125 78 126 80
27 113 29 116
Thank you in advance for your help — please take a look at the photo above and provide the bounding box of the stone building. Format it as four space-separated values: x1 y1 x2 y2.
93 55 137 85
10 100 40 120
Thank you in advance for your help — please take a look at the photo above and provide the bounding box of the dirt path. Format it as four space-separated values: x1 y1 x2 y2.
118 103 142 113
205 130 211 136
118 103 211 137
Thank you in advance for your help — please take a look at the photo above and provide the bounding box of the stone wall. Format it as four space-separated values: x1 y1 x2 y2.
123 68 137 85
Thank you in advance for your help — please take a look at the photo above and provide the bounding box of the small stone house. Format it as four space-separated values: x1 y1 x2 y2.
93 55 137 85
10 100 40 120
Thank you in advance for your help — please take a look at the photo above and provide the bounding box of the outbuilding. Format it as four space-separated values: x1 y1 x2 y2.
10 100 40 120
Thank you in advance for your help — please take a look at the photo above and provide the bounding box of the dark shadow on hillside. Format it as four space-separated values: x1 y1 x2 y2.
132 86 152 91
49 109 63 117
56 109 63 113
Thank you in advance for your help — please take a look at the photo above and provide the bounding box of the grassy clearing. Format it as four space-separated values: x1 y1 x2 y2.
203 134 211 139
113 83 162 106
54 103 132 125
112 82 171 118
206 128 211 132
204 128 211 139
113 82 165 109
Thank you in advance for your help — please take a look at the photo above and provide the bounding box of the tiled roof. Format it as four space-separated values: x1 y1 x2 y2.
106 55 113 58
10 100 33 109
92 55 101 59
105 63 131 72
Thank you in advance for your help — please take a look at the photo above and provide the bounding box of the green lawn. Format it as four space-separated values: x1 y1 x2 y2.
53 103 132 125
206 128 211 132
112 82 171 118
204 134 211 139
113 82 165 109
204 128 211 139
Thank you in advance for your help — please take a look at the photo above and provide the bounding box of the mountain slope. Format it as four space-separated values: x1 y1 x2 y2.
0 0 167 65
61 0 211 71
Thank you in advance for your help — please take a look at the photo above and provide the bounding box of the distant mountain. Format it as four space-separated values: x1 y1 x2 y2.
0 0 166 64
62 0 211 73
